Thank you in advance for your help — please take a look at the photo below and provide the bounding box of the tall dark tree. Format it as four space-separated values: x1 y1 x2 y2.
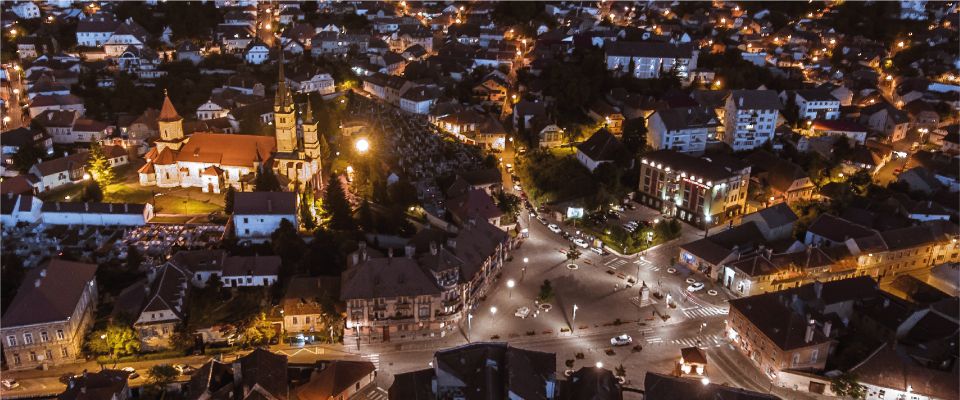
82 179 104 202
223 186 236 214
323 174 354 231
300 191 316 230
357 199 375 231
11 142 44 173
254 168 282 192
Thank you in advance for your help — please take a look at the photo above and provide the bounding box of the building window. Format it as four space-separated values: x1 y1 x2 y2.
45 349 53 360
40 331 49 342
12 353 20 365
61 347 69 357
7 335 17 346
791 353 800 366
23 333 33 345
293 317 298 325
810 349 819 363
29 352 37 361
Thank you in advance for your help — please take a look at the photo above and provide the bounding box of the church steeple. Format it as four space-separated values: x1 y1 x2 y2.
274 51 294 110
302 94 315 124
157 89 184 145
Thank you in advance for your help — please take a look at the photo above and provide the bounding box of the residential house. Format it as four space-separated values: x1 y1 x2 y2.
0 194 43 225
745 151 816 205
196 100 230 121
175 41 203 64
28 94 85 118
134 262 189 351
791 90 840 121
847 220 960 283
282 276 339 338
860 101 910 143
643 372 777 400
29 151 88 192
76 13 119 47
639 150 751 228
233 191 298 241
187 349 288 400
10 2 40 19
103 19 149 58
399 85 438 115
286 69 336 95
244 39 271 65
727 278 882 379
723 90 782 151
648 107 718 154
1 259 98 370
539 124 564 148
605 42 698 81
1 127 53 177
810 120 869 145
587 99 625 135
59 370 132 400
295 361 376 400
389 343 557 399
575 129 630 172
341 220 510 344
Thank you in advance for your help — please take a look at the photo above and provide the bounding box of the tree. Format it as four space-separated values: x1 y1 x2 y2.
239 313 277 347
831 372 866 400
357 199 375 231
147 364 179 386
495 191 521 215
87 142 115 190
537 279 555 303
11 142 44 173
300 191 316 230
615 364 626 377
87 324 140 361
126 245 143 270
223 186 236 214
566 245 582 262
253 168 282 192
82 179 104 202
323 173 355 231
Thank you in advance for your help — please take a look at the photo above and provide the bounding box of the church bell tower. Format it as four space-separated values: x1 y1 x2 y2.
274 55 297 153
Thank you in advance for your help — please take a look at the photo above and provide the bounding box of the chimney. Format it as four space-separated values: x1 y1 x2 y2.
404 245 415 258
813 281 823 299
804 321 815 343
84 202 89 211
823 321 832 337
430 242 438 256
738 97 744 107
124 203 129 212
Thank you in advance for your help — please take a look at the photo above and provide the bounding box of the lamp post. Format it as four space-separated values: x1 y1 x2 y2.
507 279 515 298
572 304 578 332
522 257 528 280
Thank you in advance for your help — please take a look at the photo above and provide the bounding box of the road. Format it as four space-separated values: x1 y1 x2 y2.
2 63 28 131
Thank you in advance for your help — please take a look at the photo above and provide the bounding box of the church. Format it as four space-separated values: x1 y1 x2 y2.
138 62 324 194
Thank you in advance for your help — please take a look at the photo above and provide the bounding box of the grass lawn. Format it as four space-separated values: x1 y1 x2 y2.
149 215 196 224
187 287 268 331
517 149 596 204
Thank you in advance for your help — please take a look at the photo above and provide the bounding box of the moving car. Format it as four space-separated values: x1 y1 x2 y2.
610 334 633 346
2 379 19 389
515 306 531 318
547 224 562 233
121 367 139 380
572 238 589 248
686 282 705 292
174 364 196 375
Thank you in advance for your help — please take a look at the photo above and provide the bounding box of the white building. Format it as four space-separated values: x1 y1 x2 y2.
792 90 840 121
399 86 437 115
76 15 118 47
605 42 698 80
0 194 43 225
232 192 298 241
103 19 149 58
41 202 153 226
195 100 229 121
648 107 718 154
244 40 270 65
723 90 783 151
11 2 41 19
285 71 336 95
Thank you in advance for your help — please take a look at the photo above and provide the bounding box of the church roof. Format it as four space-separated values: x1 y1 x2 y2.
158 92 182 122
174 133 276 168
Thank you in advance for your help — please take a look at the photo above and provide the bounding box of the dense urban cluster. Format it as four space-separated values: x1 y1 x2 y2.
0 1 958 400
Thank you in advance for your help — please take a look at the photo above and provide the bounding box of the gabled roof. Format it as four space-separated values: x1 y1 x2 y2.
32 151 89 176
158 92 182 122
806 214 876 243
174 133 275 167
728 89 783 110
58 369 130 400
643 372 779 400
652 106 720 131
233 191 297 215
560 367 622 400
851 343 959 400
1 259 98 327
295 361 375 400
576 129 628 163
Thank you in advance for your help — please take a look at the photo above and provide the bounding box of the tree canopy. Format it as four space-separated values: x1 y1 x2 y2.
323 174 354 231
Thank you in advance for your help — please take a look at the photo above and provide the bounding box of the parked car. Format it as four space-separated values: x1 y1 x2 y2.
590 247 605 255
686 282 705 292
610 334 633 346
573 238 589 248
547 224 562 233
2 379 20 389
174 364 196 375
515 306 531 318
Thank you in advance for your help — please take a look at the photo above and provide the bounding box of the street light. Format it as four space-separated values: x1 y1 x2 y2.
355 138 370 153
490 306 497 315
522 257 529 280
572 304 578 331
701 377 710 386
507 279 515 298
595 361 603 368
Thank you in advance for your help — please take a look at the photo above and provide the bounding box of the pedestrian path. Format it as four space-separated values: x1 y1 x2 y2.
604 258 629 269
682 306 728 319
670 334 723 349
634 258 660 272
639 327 664 344
355 385 389 400
361 353 381 370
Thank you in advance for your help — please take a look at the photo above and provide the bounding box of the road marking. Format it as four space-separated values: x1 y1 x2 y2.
646 336 663 343
361 353 381 369
682 306 729 319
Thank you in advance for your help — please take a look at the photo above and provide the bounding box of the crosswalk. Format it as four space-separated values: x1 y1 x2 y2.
634 258 660 272
604 258 629 269
682 306 729 319
671 334 723 349
639 327 663 344
355 385 389 400
361 353 381 370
